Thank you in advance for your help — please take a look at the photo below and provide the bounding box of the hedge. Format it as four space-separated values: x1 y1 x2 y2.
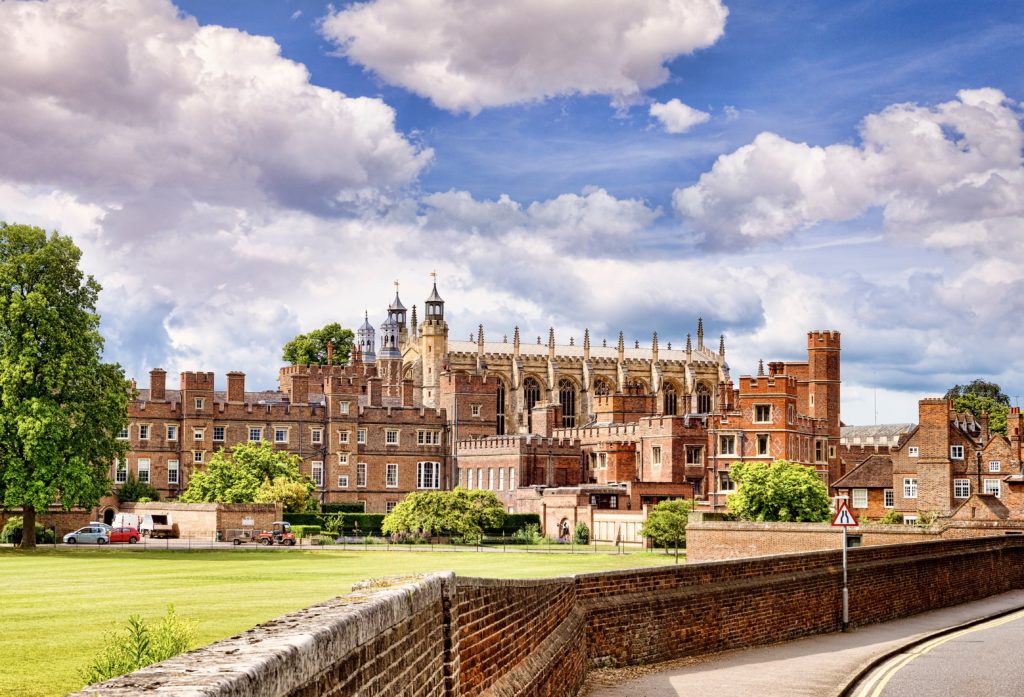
484 513 541 535
321 502 365 513
282 512 386 535
290 525 321 539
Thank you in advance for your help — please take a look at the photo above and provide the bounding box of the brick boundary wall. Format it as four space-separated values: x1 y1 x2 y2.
71 537 1024 697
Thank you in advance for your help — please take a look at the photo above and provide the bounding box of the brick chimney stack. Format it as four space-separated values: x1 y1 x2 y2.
979 409 990 442
327 341 333 366
226 371 245 403
291 373 309 404
149 369 166 401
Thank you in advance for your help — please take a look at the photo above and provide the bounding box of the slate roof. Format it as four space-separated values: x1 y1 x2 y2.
833 454 893 489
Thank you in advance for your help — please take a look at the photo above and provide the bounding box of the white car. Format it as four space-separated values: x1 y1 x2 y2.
63 526 109 544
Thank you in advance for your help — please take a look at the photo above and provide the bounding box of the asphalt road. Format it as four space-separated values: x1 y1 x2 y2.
849 608 1024 697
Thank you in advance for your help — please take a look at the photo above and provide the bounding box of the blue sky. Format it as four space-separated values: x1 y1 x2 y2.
1 0 1022 424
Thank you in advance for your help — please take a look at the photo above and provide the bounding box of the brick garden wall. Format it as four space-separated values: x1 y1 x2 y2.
71 537 1024 697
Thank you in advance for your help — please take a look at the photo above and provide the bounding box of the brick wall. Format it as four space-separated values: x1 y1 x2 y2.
70 537 1024 697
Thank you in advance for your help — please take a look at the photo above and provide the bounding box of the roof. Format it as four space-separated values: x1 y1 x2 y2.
359 311 373 332
833 454 893 489
426 283 444 303
388 291 406 312
949 494 1010 521
840 423 915 446
446 339 721 363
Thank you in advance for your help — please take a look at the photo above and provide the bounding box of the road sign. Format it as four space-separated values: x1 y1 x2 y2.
832 500 858 527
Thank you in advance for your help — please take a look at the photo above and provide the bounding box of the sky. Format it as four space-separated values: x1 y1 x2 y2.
0 0 1021 425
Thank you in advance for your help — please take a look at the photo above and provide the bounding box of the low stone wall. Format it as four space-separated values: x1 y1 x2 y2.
71 537 1024 697
0 507 94 538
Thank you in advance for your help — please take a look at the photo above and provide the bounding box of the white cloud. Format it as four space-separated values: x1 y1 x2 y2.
321 0 728 114
674 89 1024 251
650 99 711 133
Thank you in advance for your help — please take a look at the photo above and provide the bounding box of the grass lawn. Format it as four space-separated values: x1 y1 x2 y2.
0 547 676 697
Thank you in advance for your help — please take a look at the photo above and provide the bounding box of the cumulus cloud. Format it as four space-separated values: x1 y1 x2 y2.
674 89 1024 250
0 0 431 230
321 0 728 113
650 99 711 133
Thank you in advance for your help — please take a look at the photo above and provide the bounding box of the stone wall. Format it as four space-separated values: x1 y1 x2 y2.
71 537 1024 697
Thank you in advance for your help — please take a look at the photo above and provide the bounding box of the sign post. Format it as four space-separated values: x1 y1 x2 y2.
831 499 858 631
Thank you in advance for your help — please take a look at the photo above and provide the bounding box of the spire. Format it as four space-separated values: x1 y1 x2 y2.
548 327 555 359
617 331 624 361
719 334 725 357
411 304 417 330
513 326 520 355
758 359 765 376
583 328 591 361
652 331 659 359
477 324 484 349
697 317 704 350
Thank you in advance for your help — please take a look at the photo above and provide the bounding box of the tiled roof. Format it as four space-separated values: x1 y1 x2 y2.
840 424 915 440
833 454 893 489
446 339 720 363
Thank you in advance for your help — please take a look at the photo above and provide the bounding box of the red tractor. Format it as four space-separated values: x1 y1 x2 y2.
255 521 296 546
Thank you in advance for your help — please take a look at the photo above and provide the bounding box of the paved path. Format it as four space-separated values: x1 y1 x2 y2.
586 590 1024 697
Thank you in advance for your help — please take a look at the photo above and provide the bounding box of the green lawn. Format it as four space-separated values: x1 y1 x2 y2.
0 547 675 697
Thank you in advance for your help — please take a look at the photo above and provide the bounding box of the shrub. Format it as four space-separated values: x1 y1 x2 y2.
916 510 938 527
80 606 196 686
1 516 55 544
573 522 590 545
116 471 160 504
511 523 542 545
877 510 904 525
484 513 542 535
290 525 321 539
321 502 365 513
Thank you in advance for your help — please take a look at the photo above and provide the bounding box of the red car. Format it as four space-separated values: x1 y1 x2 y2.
109 526 140 544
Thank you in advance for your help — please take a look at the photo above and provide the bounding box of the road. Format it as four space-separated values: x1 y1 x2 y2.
848 608 1024 697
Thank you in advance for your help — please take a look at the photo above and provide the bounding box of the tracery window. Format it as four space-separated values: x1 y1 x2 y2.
496 381 506 435
524 377 541 433
594 378 612 396
559 378 576 428
696 383 712 413
663 382 678 416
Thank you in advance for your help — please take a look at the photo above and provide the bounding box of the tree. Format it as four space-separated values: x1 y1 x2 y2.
641 499 692 562
382 489 504 542
0 224 131 549
254 476 315 513
179 441 313 508
944 380 1010 436
282 322 353 365
116 471 161 504
726 459 831 523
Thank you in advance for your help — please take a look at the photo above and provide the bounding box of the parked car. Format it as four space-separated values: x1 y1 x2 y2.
63 526 109 544
109 526 140 544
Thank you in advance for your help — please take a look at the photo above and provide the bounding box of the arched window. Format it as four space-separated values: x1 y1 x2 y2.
594 378 612 396
626 378 647 395
496 381 506 435
696 383 712 413
524 377 541 433
559 378 576 428
663 382 678 416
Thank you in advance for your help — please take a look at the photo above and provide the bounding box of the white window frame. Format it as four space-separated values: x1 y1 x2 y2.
193 450 204 464
883 489 894 508
954 479 971 499
338 475 349 488
248 427 262 442
167 459 179 485
757 434 770 456
311 428 323 445
908 446 919 458
651 446 662 466
385 429 399 446
984 479 1001 497
115 459 127 483
471 404 481 417
356 463 367 488
339 430 350 445
340 401 350 415
903 515 918 526
417 461 440 489
385 463 398 488
488 468 495 490
467 468 474 489
753 404 771 424
498 467 505 490
312 461 324 488
166 425 178 441
720 434 736 456
138 424 150 441
338 453 349 466
509 467 515 491
950 445 964 460
213 426 225 442
989 460 1001 473
852 489 868 509
903 477 918 499
137 458 151 483
357 429 367 445
193 428 204 441
417 430 440 446
385 501 398 514
117 426 129 440
274 428 289 444
194 397 204 410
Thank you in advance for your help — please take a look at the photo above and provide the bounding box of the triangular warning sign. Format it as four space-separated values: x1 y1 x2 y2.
831 500 858 527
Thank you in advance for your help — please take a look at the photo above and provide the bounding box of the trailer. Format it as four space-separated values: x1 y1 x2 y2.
227 528 257 545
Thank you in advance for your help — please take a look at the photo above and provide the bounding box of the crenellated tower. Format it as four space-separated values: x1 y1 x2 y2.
419 276 448 407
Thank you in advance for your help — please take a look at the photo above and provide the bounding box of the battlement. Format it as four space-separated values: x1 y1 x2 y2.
808 330 841 349
455 434 581 453
180 371 214 390
738 374 799 396
358 404 445 421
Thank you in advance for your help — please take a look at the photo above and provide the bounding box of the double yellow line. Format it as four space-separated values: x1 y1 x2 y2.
851 608 1024 697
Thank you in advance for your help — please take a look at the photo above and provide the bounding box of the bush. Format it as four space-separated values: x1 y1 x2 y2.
80 606 196 686
321 502 365 513
916 510 938 527
484 513 541 535
511 523 542 545
290 525 321 539
1 516 55 544
877 510 904 525
573 522 590 545
283 512 386 536
117 471 160 504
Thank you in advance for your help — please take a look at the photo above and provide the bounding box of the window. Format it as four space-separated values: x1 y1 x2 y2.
908 446 919 457
609 495 618 509
338 475 349 488
829 445 836 460
167 460 179 485
719 472 734 491
477 468 483 491
117 426 129 440
138 424 149 440
195 397 204 410
686 447 703 465
903 477 918 499
311 428 323 444
651 446 662 467
719 435 736 456
386 429 399 446
756 434 769 456
524 377 541 431
213 426 225 442
137 458 150 483
809 394 815 408
356 463 367 487
951 445 964 460
498 467 505 491
275 428 288 443
496 381 507 434
312 461 323 487
559 378 576 428
488 468 495 490
989 460 1001 473
663 382 678 416
852 489 868 509
903 516 918 526
787 404 795 424
114 459 127 483
471 404 481 417
815 440 825 463
954 479 971 498
339 430 350 445
193 428 204 441
417 461 440 489
386 501 398 514
594 452 608 470
467 469 474 489
340 401 350 415
509 467 515 491
193 450 204 464
884 489 894 508
418 430 440 446
357 429 367 445
386 463 398 488
984 479 1001 497
166 425 178 441
248 427 262 442
754 404 771 423
696 384 712 414
338 453 349 466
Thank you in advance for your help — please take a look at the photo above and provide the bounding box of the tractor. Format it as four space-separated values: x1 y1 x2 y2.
255 521 297 546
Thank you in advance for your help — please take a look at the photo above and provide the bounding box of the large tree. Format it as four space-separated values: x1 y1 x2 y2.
281 322 353 365
945 380 1010 436
178 441 313 508
382 489 504 542
726 459 831 523
0 223 131 549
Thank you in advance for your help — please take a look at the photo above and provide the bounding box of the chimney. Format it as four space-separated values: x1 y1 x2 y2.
979 409 990 442
226 371 245 403
149 369 166 401
1010 407 1022 472
291 373 309 404
326 341 334 366
768 361 784 377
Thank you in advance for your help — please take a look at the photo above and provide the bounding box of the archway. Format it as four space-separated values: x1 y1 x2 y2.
103 508 115 525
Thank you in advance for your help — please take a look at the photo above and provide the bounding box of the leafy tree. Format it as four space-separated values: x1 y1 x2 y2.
116 471 161 504
573 521 590 545
641 499 692 561
382 488 504 543
282 322 353 365
179 441 313 508
254 476 315 513
945 380 1010 405
0 224 131 549
726 459 831 523
946 393 1009 436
